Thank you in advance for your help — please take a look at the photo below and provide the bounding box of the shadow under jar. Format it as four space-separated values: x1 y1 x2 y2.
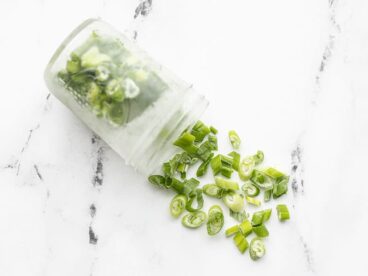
44 18 208 176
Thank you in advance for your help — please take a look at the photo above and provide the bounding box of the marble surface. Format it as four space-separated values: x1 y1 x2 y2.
1 0 368 275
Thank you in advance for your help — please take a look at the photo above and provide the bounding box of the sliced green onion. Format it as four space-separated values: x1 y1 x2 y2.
182 211 207 228
196 153 214 177
263 167 286 180
252 225 269 237
186 189 204 212
250 170 273 190
207 205 224 236
273 178 289 198
208 135 218 151
253 150 264 165
210 154 234 178
210 126 218 134
239 220 253 236
238 156 256 181
264 189 272 202
173 132 198 155
276 204 290 221
228 130 241 149
228 151 240 171
223 192 244 212
233 233 249 253
191 121 210 143
246 196 261 207
170 195 187 218
252 209 272 226
215 176 239 191
225 225 239 237
249 238 266 260
148 175 167 188
229 209 248 223
203 184 225 199
242 181 260 197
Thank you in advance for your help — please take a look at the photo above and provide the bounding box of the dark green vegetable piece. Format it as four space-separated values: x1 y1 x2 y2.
196 153 214 177
273 178 289 198
191 121 210 142
210 126 218 134
211 154 234 178
173 132 199 155
186 189 204 212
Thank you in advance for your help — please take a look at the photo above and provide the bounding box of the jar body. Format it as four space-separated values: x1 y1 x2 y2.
44 18 208 176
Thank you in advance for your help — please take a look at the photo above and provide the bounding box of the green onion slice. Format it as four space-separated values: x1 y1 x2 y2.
263 167 286 180
225 225 239 237
170 194 187 218
210 126 218 134
223 192 244 212
245 196 261 207
251 209 272 226
276 204 290 221
249 238 266 260
239 220 253 236
233 233 249 253
196 154 214 177
191 121 210 143
203 184 226 199
228 151 240 171
207 205 224 236
238 156 256 181
242 181 260 197
186 189 204 212
264 189 272 202
253 150 264 165
252 225 269 237
182 211 207 228
229 209 248 223
215 176 239 191
228 130 241 149
273 178 289 198
250 170 273 190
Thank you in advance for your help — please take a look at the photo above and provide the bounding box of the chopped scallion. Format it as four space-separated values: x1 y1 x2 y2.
246 196 261 207
228 130 241 149
249 238 266 260
182 211 207 228
276 204 290 221
170 194 187 218
207 205 224 236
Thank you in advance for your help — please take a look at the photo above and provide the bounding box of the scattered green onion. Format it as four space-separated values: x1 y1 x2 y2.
210 126 218 134
215 176 239 191
170 195 187 218
148 175 167 188
233 233 249 253
182 211 207 228
251 209 272 226
173 132 198 155
208 134 218 151
263 167 286 180
242 181 260 197
226 225 239 237
196 153 214 177
229 209 248 222
246 196 261 207
250 170 273 190
252 225 269 237
228 130 241 149
276 204 290 221
211 154 234 178
207 205 224 236
239 220 253 236
264 189 272 202
249 238 266 260
186 189 204 212
238 156 256 181
203 184 225 199
191 121 210 142
253 150 264 165
223 192 244 212
273 178 289 198
228 151 240 171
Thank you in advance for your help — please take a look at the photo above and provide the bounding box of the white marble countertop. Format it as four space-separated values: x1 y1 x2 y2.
1 0 368 275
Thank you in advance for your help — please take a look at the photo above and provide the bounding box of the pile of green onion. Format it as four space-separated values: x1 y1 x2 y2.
149 122 291 261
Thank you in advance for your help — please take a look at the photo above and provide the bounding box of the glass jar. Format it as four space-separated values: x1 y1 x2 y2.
44 18 208 176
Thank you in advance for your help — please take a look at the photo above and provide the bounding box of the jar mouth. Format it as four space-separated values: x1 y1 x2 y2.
44 18 101 84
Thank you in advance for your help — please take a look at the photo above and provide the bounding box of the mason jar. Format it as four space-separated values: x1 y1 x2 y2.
44 18 208 176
